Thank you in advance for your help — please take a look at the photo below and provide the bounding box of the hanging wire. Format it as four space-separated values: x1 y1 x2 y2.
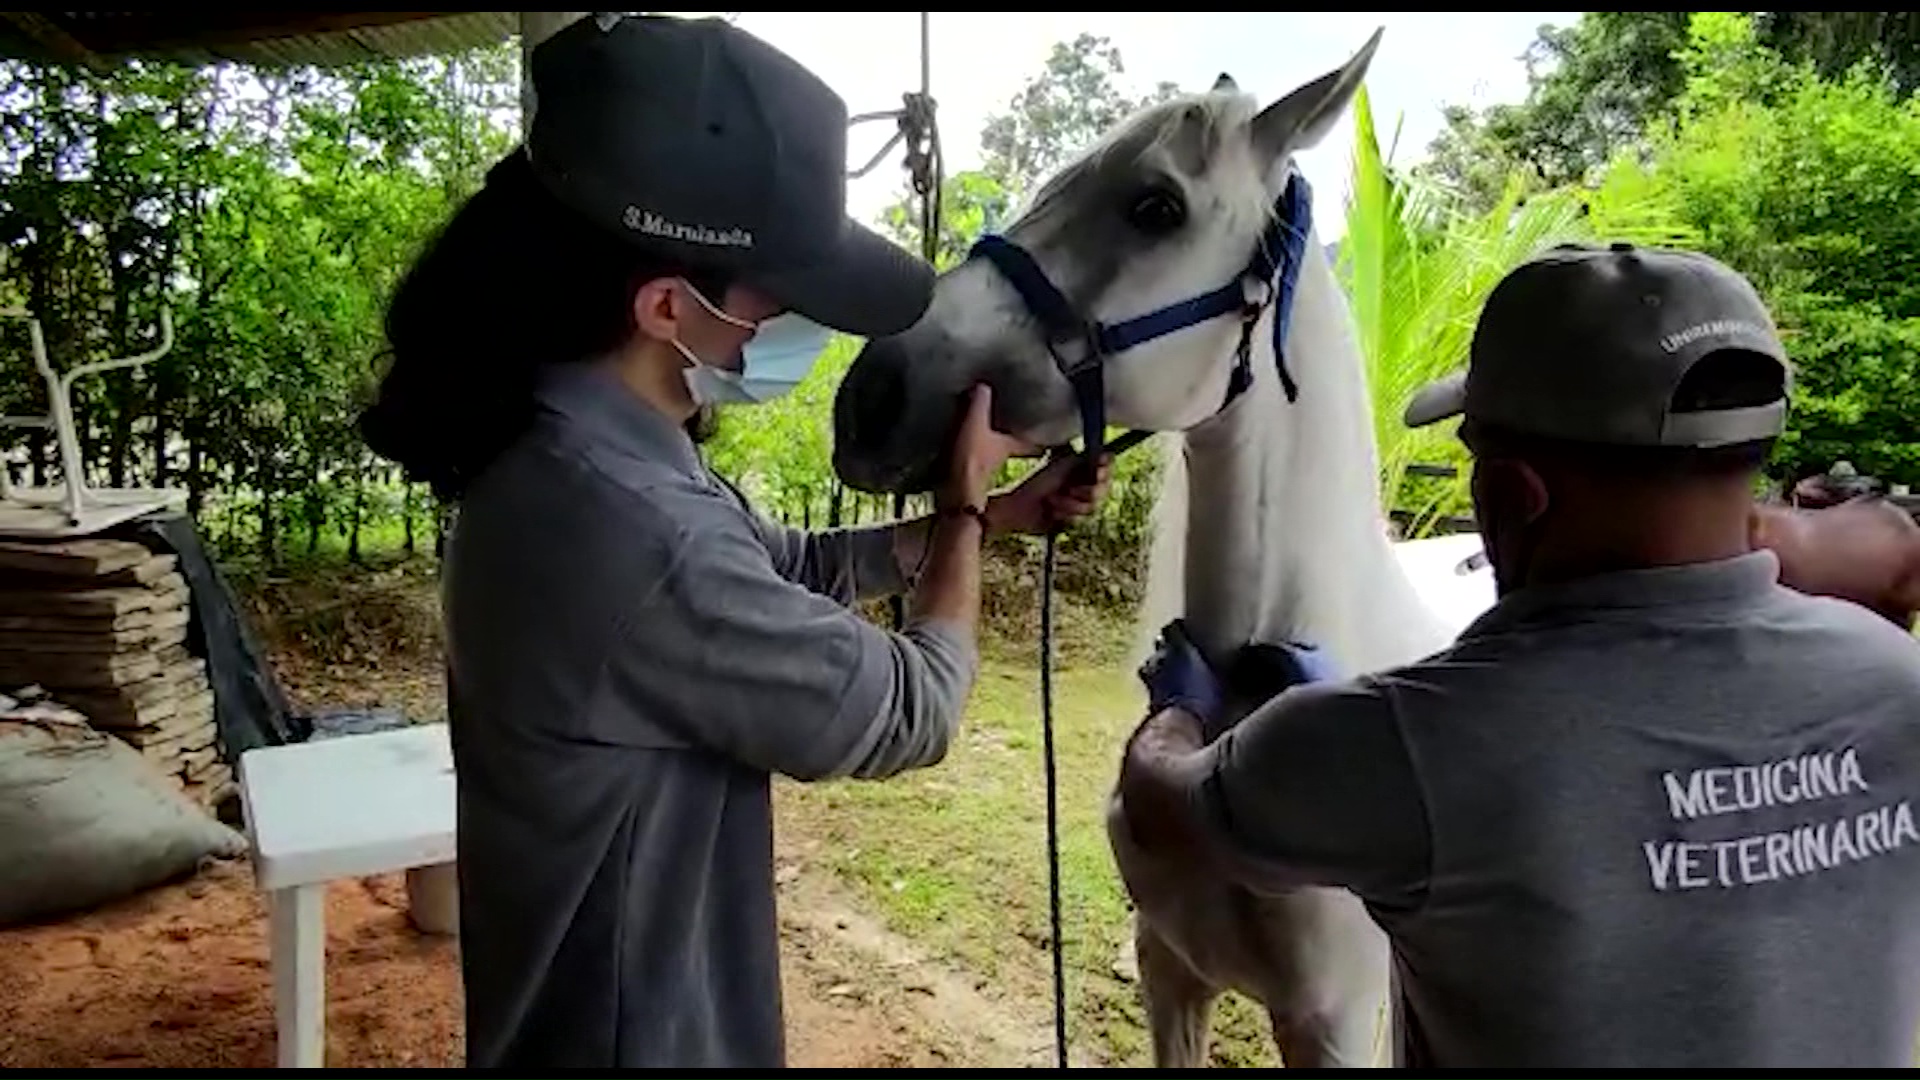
846 14 943 631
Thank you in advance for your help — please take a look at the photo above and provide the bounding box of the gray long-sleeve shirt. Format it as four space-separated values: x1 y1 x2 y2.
440 362 976 1068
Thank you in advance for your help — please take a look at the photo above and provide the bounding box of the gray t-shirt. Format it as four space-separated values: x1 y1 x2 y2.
440 363 976 1068
1195 552 1920 1068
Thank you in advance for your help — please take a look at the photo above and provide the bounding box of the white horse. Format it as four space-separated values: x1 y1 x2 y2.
831 31 1497 1067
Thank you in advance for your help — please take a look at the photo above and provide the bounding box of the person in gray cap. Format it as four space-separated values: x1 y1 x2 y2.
1115 242 1920 1067
358 13 1108 1069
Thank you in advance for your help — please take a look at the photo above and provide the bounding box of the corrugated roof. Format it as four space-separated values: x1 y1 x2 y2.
0 12 518 71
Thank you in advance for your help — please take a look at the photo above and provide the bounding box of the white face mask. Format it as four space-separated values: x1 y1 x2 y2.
672 281 834 408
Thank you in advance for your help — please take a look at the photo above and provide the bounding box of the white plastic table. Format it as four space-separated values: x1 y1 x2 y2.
238 724 457 1068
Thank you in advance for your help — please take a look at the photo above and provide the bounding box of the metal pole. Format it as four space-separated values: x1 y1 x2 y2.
919 12 930 109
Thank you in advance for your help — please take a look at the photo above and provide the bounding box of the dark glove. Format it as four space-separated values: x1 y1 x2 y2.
1283 640 1340 684
1138 618 1224 729
1230 640 1340 704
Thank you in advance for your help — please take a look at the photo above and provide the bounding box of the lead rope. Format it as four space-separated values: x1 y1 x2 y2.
1034 433 1131 1068
1039 523 1070 1069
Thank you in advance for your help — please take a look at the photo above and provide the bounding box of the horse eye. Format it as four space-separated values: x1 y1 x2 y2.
1125 188 1186 235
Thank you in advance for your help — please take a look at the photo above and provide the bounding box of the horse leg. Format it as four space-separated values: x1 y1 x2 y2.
1266 997 1388 1069
1137 920 1219 1068
1255 890 1392 1068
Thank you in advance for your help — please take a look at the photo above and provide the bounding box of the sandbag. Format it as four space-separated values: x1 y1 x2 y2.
0 709 247 928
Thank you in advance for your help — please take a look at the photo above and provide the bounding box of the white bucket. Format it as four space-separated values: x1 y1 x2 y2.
406 862 460 936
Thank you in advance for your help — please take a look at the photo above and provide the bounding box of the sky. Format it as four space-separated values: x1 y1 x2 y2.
667 11 1582 241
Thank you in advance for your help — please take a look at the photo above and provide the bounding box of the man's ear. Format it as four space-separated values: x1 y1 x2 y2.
632 277 684 342
1477 457 1551 526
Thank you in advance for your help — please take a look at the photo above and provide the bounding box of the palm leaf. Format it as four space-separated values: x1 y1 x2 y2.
1336 88 1689 536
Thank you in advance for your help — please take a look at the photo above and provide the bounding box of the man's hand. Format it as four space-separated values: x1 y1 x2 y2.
1751 497 1920 629
1138 618 1225 734
942 384 1035 512
985 452 1114 537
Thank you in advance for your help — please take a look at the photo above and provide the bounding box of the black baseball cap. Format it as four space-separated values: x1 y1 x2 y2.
1404 242 1792 447
523 13 932 338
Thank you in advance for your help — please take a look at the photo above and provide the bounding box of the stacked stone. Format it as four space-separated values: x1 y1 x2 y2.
0 537 229 808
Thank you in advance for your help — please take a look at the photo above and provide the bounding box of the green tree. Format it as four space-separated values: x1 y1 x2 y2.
879 169 1010 270
1754 12 1920 95
877 31 1181 261
978 33 1182 197
0 47 517 567
1641 13 1920 482
1421 11 1920 215
1342 86 1697 533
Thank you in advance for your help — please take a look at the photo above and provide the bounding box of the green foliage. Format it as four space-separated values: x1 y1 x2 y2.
1421 11 1920 217
1420 13 1694 206
976 33 1183 199
0 49 516 567
1422 10 1920 489
1342 86 1699 533
879 169 1010 270
1753 12 1920 96
1639 16 1920 480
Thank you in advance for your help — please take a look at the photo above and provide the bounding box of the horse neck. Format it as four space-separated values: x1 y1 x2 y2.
1140 233 1451 674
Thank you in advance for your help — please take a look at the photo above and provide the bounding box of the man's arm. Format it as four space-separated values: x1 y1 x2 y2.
1117 679 1433 906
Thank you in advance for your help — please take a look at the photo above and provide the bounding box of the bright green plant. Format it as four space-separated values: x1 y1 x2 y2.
1339 85 1697 535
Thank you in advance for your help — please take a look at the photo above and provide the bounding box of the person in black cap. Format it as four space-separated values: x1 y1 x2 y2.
358 13 1109 1069
1117 242 1920 1067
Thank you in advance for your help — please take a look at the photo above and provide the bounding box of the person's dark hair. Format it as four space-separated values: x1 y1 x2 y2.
359 149 730 500
1466 349 1786 481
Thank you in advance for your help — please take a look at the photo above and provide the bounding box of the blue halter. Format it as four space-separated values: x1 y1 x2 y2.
967 169 1315 465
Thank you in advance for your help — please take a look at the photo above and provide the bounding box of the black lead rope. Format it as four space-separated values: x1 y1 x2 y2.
1035 437 1148 1071
1039 520 1071 1069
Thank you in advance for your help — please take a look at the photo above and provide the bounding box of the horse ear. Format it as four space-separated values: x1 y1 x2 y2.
1250 27 1383 162
1212 72 1238 93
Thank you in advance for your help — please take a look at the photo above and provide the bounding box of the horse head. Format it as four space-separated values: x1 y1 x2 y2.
832 29 1384 495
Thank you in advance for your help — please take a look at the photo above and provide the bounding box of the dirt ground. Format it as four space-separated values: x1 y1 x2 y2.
0 830 1065 1069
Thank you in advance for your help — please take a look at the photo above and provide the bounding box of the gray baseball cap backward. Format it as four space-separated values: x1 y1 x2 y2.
1403 243 1793 448
524 14 932 338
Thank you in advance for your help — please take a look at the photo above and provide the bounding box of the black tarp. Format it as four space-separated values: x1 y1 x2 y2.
111 512 309 757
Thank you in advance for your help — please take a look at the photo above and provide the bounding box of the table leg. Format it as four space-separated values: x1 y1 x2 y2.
270 883 326 1068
